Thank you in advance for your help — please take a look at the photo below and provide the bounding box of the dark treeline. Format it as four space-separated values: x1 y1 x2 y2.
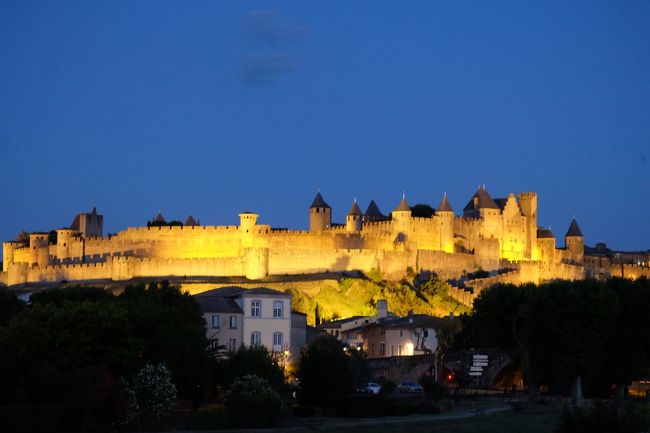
458 277 650 402
0 282 213 431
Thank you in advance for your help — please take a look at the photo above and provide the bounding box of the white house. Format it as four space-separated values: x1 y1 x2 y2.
195 286 293 356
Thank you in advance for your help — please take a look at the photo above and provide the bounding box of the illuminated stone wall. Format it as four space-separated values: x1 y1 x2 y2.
1 191 585 287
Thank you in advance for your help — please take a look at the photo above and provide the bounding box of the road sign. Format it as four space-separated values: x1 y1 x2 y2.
473 354 488 360
473 361 488 367
470 366 483 372
469 372 482 376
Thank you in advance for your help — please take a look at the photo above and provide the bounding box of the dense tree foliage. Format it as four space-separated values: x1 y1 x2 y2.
410 204 435 218
461 278 650 401
0 281 213 430
298 335 367 406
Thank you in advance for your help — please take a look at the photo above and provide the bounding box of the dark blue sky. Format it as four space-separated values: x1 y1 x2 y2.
1 1 648 250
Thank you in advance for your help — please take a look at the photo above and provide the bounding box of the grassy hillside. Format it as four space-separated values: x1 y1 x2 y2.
278 271 469 325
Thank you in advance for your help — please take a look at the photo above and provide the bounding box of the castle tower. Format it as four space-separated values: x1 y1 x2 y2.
239 212 259 248
536 228 556 269
346 199 363 233
2 241 20 272
518 192 538 260
565 218 584 264
309 192 331 232
391 194 412 234
56 228 79 261
29 233 50 267
436 193 454 253
70 207 103 238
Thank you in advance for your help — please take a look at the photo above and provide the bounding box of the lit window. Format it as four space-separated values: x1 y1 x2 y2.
211 315 220 329
251 300 261 317
273 332 283 347
251 332 261 346
273 301 283 318
230 315 237 329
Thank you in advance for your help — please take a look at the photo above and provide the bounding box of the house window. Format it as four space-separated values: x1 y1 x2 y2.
229 316 237 329
390 345 395 357
423 330 429 338
251 300 261 317
400 330 403 337
211 315 220 329
273 301 283 318
251 332 261 346
398 345 402 356
229 338 237 352
273 332 283 348
380 343 386 356
210 339 219 350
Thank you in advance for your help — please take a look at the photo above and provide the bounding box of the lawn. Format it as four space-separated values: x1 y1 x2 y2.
288 406 562 433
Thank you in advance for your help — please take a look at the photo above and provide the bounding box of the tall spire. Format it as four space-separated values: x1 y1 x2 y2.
348 199 362 216
394 194 410 212
565 218 583 237
437 192 453 213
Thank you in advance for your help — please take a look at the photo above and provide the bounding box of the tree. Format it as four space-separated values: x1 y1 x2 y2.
0 288 25 325
410 204 435 218
221 345 285 391
526 280 619 404
604 277 650 399
119 281 212 401
298 335 367 406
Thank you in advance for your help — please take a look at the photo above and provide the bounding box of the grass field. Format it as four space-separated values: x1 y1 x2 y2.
289 406 562 433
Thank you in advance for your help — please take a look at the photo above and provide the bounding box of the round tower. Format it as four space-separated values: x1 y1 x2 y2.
309 192 331 232
565 218 584 264
28 233 50 267
436 193 454 253
239 212 259 248
391 194 412 233
2 241 20 272
346 199 363 233
56 228 79 261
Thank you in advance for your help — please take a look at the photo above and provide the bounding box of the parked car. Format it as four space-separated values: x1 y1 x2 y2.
356 382 382 395
397 381 424 393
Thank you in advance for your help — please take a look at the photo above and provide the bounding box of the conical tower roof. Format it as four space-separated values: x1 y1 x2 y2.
185 215 198 226
348 199 362 216
565 218 583 237
310 192 331 209
364 200 384 218
154 213 166 223
393 194 410 212
437 193 453 212
463 186 499 211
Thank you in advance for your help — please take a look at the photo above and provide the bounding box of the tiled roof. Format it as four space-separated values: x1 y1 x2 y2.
437 193 453 212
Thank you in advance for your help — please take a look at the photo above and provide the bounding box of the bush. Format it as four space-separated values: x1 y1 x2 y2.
224 375 284 428
132 364 177 416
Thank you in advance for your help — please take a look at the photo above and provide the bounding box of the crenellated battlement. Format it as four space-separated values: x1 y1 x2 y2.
0 189 586 287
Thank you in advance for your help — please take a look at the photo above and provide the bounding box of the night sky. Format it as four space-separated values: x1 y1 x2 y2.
1 1 648 250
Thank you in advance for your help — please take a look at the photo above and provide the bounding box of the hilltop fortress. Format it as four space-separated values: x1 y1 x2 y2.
1 188 586 291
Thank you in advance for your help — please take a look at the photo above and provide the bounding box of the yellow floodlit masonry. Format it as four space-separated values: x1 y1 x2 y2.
0 188 585 287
